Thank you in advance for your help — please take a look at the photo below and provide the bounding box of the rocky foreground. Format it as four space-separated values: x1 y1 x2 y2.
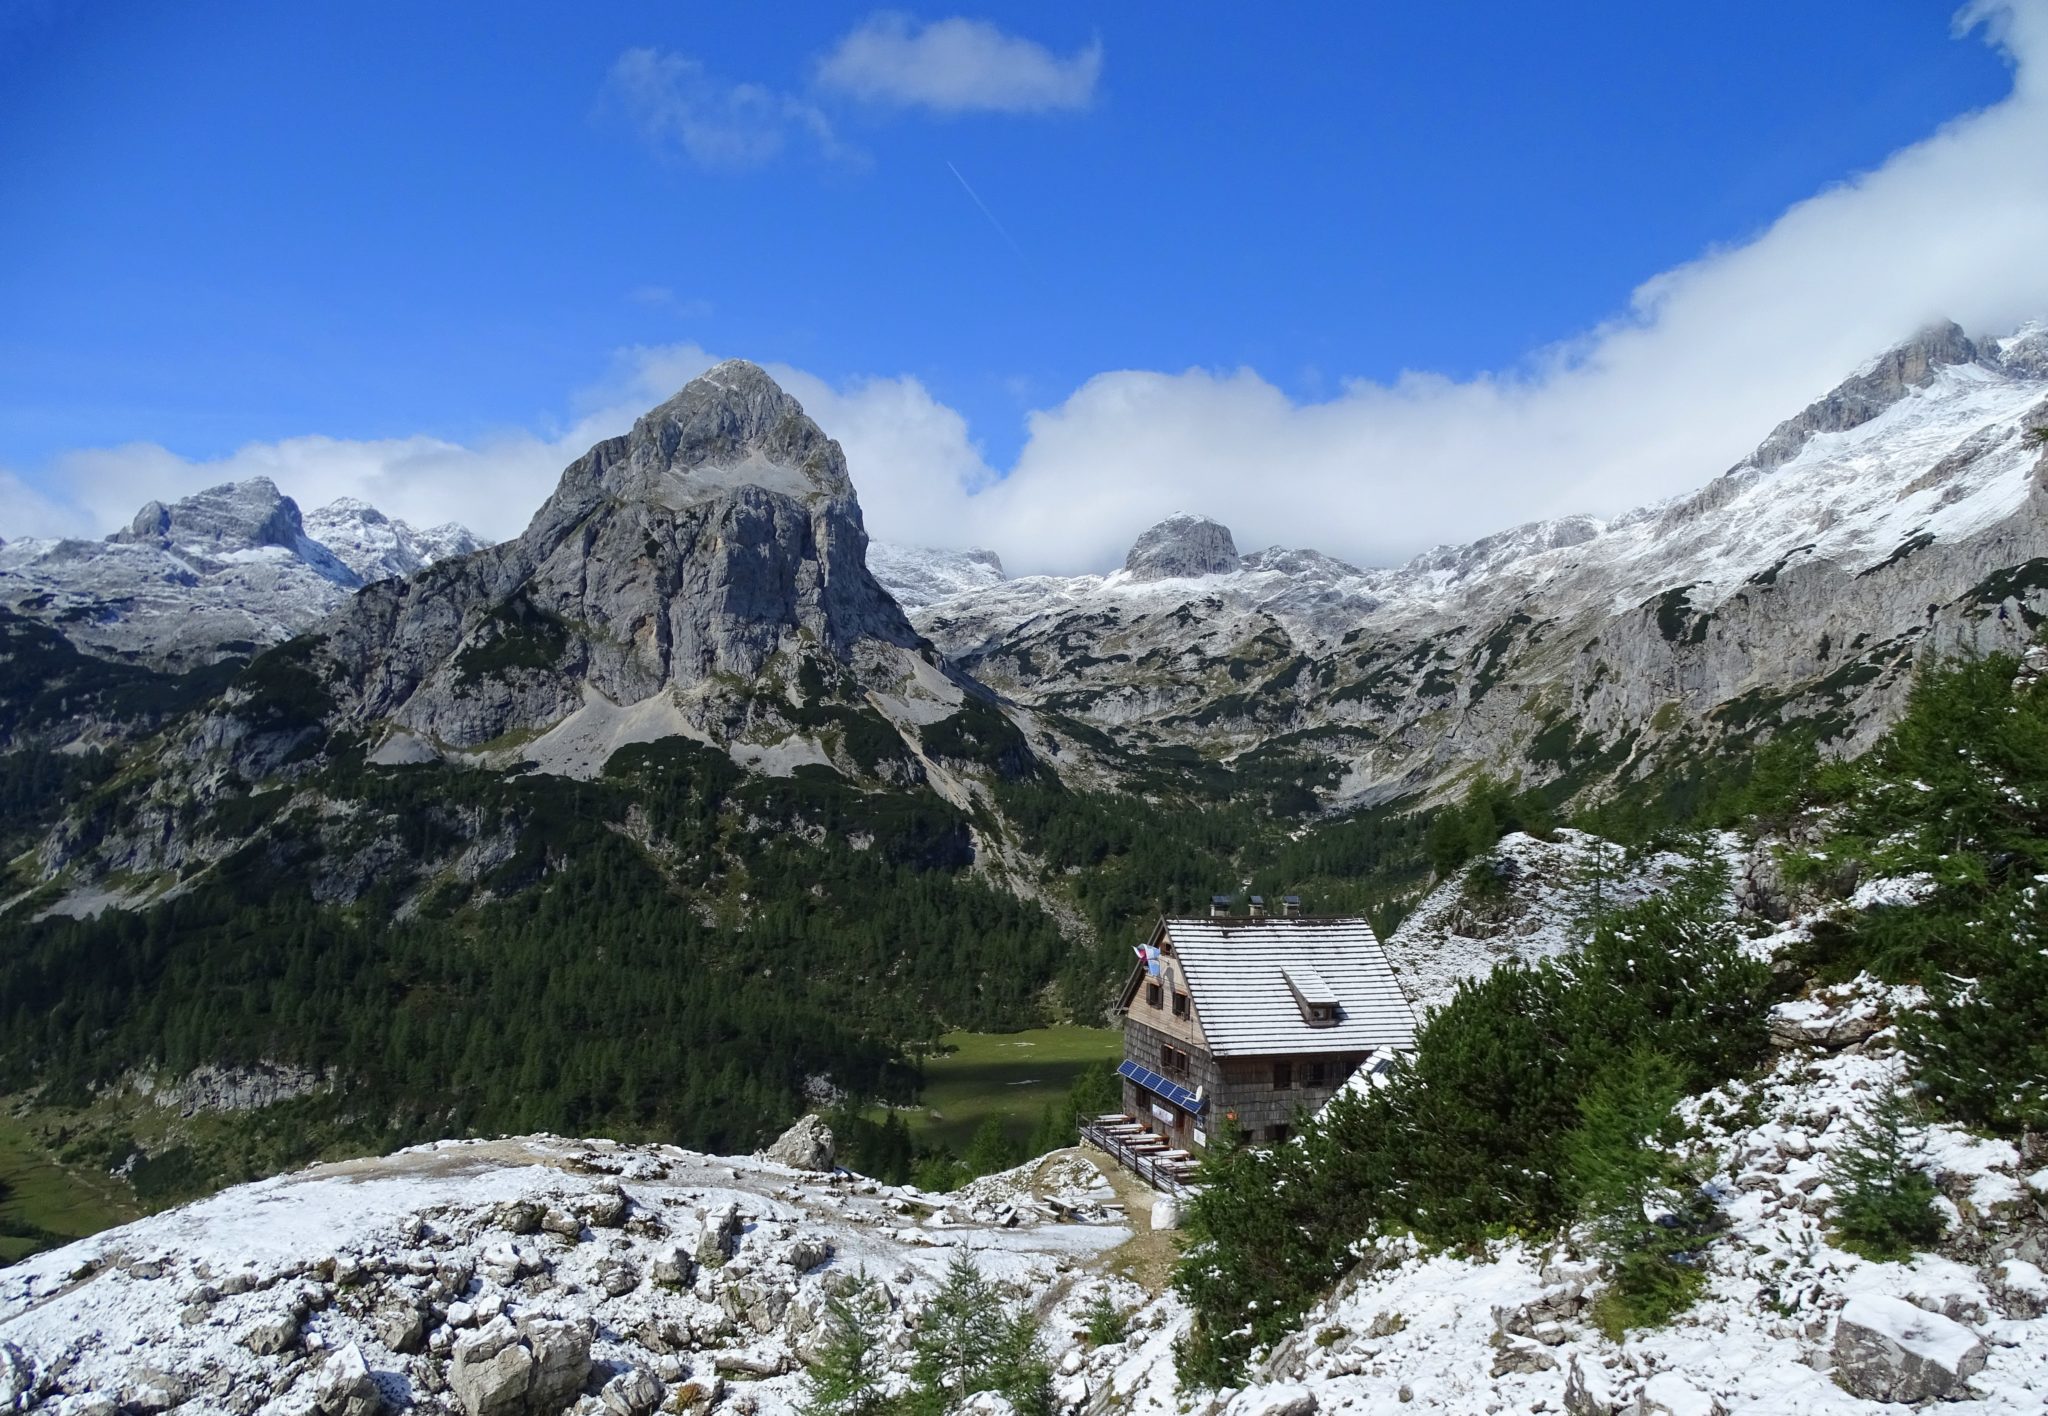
0 1131 1143 1416
6 976 2048 1415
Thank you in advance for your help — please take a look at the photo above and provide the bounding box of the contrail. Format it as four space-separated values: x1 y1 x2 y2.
946 161 1032 270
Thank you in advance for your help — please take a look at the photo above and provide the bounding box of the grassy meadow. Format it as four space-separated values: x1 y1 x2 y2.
902 1025 1122 1153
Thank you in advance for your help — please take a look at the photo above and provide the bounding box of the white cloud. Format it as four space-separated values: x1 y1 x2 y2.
815 13 1101 114
0 349 723 546
9 4 2048 583
943 0 2048 573
604 49 856 170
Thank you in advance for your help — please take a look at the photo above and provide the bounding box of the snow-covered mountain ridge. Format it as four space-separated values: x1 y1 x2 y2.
904 321 2048 807
0 481 482 672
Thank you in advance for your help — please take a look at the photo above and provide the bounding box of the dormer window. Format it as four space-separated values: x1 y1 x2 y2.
1281 965 1341 1026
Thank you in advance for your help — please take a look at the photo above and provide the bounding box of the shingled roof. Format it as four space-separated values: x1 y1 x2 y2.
1162 915 1418 1056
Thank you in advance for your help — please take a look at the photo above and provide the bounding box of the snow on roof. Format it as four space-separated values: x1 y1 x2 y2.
1281 963 1338 1007
1163 916 1418 1056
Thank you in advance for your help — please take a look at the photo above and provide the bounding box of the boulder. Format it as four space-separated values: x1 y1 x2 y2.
595 1255 641 1297
519 1314 595 1412
496 1200 545 1236
1238 1385 1316 1416
311 1344 384 1416
575 1184 629 1228
599 1367 665 1416
695 1203 742 1267
1832 1294 1987 1403
763 1114 836 1172
380 1303 429 1355
650 1244 695 1287
239 1310 301 1356
451 1319 531 1416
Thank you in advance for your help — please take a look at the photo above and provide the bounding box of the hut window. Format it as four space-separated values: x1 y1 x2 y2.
1145 982 1162 1008
1272 1061 1293 1090
1172 991 1190 1018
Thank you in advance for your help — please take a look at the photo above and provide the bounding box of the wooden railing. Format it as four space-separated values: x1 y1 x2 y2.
1079 1117 1197 1198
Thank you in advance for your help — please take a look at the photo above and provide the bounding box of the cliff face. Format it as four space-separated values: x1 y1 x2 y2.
300 360 931 765
29 362 1046 896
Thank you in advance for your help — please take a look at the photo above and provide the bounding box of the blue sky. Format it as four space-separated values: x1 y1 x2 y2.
4 2 2047 571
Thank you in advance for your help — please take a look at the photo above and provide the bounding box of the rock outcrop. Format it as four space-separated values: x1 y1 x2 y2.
297 359 939 766
1832 1294 1987 1403
761 1114 835 1172
1122 514 1241 581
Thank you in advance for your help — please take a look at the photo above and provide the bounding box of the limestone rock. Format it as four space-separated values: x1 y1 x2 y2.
1123 514 1240 581
1561 1356 1613 1416
1238 1384 1316 1416
311 1343 384 1416
451 1326 534 1416
380 1303 429 1355
763 1114 836 1172
239 1309 301 1356
696 1203 742 1267
599 1367 665 1416
1832 1294 1986 1403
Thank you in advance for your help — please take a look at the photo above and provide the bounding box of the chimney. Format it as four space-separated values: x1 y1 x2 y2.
1282 895 1303 918
1210 894 1233 918
1248 895 1267 918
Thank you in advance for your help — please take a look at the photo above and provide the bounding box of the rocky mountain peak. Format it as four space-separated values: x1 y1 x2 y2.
303 498 485 584
115 477 311 556
610 360 852 511
1749 319 1985 472
1123 513 1241 581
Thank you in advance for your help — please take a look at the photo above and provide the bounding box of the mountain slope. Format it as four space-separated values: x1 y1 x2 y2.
913 322 2048 811
0 481 484 676
301 497 483 584
0 479 360 673
0 364 1108 1177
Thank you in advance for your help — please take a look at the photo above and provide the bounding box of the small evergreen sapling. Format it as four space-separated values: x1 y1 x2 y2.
907 1255 1054 1416
1083 1291 1129 1347
801 1272 894 1416
1823 1091 1945 1261
1563 1048 1715 1339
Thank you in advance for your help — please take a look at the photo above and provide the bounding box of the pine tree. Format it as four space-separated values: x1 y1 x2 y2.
1562 1047 1713 1338
801 1272 895 1416
906 1256 1026 1416
1823 1092 1945 1261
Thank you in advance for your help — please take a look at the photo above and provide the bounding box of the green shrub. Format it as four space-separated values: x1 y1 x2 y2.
1083 1292 1129 1347
1824 1093 1946 1261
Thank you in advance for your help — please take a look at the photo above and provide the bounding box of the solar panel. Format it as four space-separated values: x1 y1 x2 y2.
1116 1059 1206 1113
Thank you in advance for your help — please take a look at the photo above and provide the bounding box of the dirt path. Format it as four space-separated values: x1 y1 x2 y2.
1079 1143 1184 1295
